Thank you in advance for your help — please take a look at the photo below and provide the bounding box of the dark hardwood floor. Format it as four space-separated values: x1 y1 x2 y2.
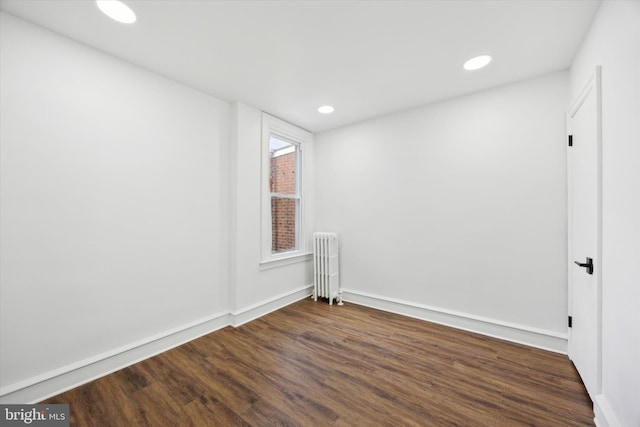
44 299 593 426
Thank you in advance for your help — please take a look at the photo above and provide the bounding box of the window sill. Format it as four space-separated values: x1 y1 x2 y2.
259 252 312 271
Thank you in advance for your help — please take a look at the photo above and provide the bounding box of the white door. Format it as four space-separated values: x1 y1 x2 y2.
567 67 601 399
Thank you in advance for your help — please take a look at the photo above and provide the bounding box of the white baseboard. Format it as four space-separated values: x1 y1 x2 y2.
1 285 564 404
0 285 314 404
232 285 313 326
0 311 232 404
341 289 568 354
594 394 623 427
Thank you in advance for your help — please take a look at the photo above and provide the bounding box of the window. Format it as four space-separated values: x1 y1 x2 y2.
270 136 300 253
261 114 312 266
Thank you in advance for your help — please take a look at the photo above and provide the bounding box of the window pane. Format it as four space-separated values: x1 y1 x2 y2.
270 136 297 195
271 197 297 253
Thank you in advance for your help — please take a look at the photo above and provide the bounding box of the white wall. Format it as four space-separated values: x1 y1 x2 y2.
228 103 314 323
0 13 230 398
315 72 569 350
0 13 315 403
5 2 633 413
570 2 640 426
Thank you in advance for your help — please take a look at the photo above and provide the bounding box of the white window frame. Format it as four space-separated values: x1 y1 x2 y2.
260 113 313 268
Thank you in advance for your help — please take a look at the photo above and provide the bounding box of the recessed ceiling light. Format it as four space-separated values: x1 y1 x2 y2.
318 105 335 114
463 55 492 71
96 0 137 24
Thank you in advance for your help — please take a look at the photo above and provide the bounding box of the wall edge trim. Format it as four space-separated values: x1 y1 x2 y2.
0 311 232 404
341 288 568 354
594 393 623 427
232 285 313 327
0 285 314 403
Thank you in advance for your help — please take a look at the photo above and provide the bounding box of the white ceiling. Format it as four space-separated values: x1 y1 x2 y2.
0 0 601 133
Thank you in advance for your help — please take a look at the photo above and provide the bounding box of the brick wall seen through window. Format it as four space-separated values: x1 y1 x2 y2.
269 139 298 253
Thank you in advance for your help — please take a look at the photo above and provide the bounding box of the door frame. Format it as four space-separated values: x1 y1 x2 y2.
567 65 602 398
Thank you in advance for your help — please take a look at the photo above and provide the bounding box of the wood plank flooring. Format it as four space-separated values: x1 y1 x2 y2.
43 299 593 426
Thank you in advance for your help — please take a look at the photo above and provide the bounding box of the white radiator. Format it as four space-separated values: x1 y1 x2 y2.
313 232 342 305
